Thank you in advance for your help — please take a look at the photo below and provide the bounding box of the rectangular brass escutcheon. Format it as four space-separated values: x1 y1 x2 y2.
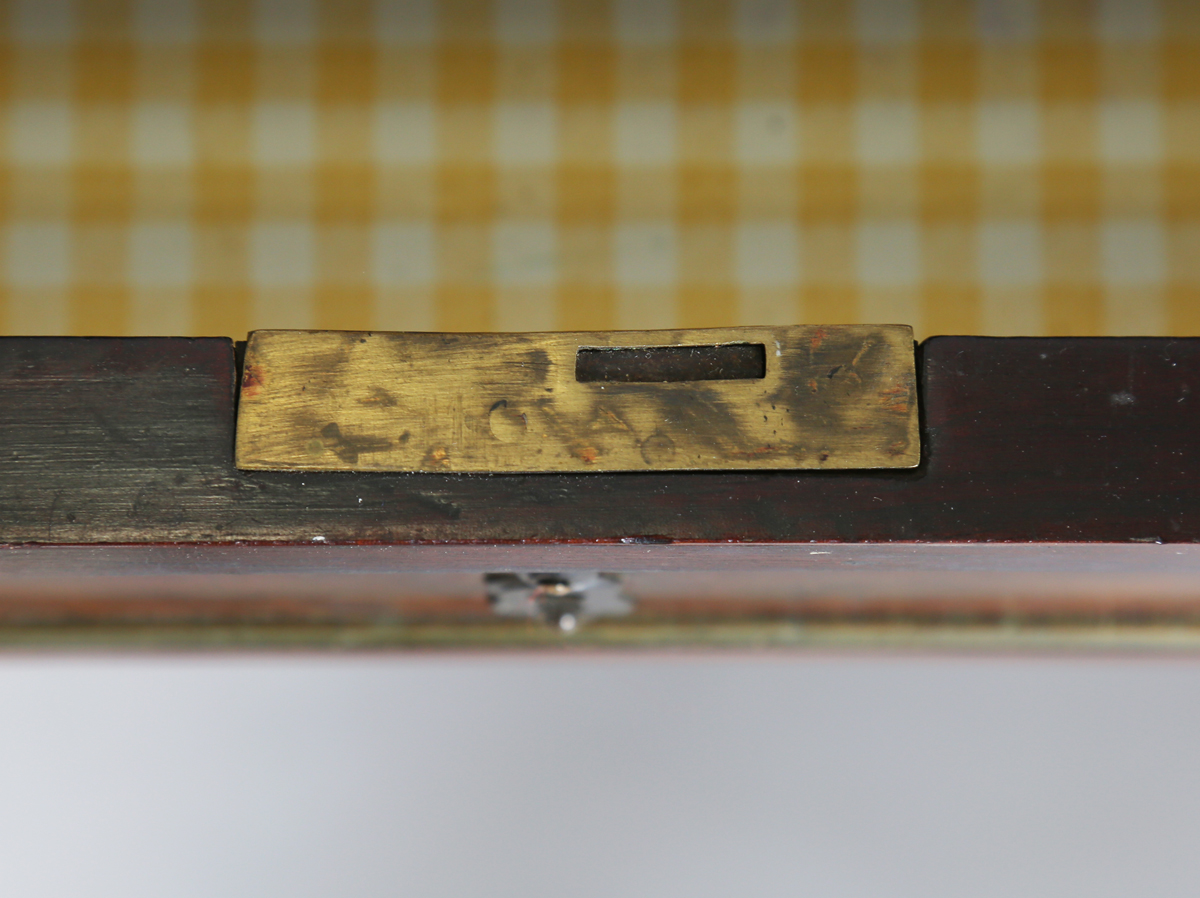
234 325 919 473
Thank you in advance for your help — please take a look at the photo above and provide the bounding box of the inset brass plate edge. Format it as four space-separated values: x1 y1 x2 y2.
235 325 919 473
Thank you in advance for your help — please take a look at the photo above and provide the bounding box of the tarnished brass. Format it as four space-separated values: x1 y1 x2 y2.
234 325 919 473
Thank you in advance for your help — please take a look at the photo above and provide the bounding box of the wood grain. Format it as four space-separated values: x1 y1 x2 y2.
0 335 1197 546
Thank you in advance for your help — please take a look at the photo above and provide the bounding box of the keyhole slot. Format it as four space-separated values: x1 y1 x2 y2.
575 342 767 384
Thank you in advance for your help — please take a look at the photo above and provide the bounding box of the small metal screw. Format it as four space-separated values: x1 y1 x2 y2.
484 572 633 629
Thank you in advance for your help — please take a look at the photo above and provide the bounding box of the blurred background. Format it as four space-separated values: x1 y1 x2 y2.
5 654 1200 898
1 0 1197 339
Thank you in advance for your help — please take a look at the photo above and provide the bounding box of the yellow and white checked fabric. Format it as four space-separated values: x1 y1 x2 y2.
0 0 1198 338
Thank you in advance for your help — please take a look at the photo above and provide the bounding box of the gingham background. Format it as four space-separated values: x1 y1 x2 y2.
0 0 1197 339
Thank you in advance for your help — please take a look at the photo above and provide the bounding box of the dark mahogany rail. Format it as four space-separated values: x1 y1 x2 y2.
0 335 1197 648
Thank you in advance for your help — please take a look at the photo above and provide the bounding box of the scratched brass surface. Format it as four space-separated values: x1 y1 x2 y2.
234 326 918 473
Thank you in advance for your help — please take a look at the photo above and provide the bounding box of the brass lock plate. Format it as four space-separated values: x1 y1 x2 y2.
234 325 919 473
